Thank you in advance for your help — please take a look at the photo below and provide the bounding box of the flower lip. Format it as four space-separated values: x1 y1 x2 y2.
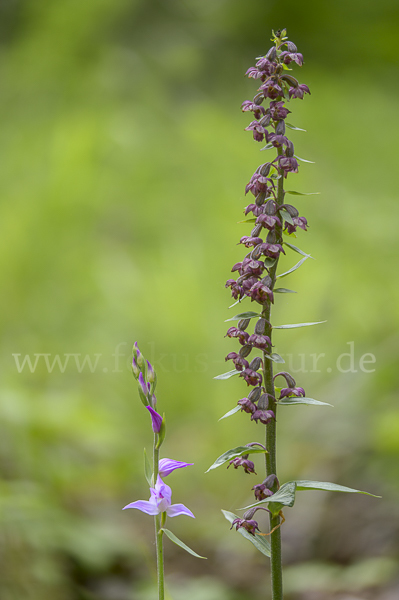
123 475 195 519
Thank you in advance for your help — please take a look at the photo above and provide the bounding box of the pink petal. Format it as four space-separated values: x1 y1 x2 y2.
159 458 194 477
166 503 195 518
122 500 159 515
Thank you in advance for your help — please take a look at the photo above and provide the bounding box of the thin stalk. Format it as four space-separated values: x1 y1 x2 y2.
262 147 285 600
153 436 165 600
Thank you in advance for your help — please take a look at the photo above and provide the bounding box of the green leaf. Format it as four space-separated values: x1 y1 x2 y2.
156 413 166 450
284 241 314 259
286 122 306 132
265 353 285 363
273 321 327 329
238 218 257 224
229 297 246 309
264 257 277 268
214 369 240 380
143 448 152 486
161 529 207 559
295 154 315 164
243 482 297 517
206 446 267 473
286 190 320 196
278 397 333 407
276 257 308 279
292 480 381 498
219 406 241 421
225 311 260 322
279 209 294 226
222 510 271 557
274 288 297 294
260 142 274 151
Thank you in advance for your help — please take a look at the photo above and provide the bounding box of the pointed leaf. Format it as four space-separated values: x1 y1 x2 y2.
222 510 271 557
264 353 285 363
274 288 297 294
276 257 308 279
284 242 314 259
286 122 306 132
229 297 246 309
214 369 240 380
260 142 274 151
292 480 381 497
225 311 260 322
274 321 327 330
143 448 152 486
294 154 315 163
242 482 297 517
278 397 333 407
286 190 320 196
279 209 294 226
161 528 207 559
238 218 257 224
206 446 267 473
219 406 241 421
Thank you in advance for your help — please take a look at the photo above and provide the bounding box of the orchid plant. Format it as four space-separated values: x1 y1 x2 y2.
125 343 205 600
208 29 379 600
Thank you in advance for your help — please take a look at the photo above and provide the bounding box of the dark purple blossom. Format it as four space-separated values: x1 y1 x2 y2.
251 408 275 424
256 214 281 230
237 397 257 414
289 83 310 99
240 368 263 387
266 131 290 148
255 57 277 75
248 333 272 350
225 327 250 346
241 276 261 296
241 100 266 120
268 100 290 121
252 483 274 501
228 455 256 474
248 281 274 304
260 79 284 100
245 120 267 142
259 242 285 259
280 51 303 66
278 155 299 177
231 517 260 536
239 236 264 248
225 279 244 300
239 257 265 278
280 386 305 399
245 204 265 217
225 351 249 372
285 216 308 234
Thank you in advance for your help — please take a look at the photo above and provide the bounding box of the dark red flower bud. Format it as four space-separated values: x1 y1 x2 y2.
237 318 251 331
239 345 252 358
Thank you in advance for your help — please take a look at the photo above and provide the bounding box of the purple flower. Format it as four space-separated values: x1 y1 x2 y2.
251 409 275 424
278 156 299 177
285 216 308 234
245 66 265 80
237 397 256 414
252 483 274 501
248 281 274 304
147 406 163 433
259 79 284 100
280 51 303 66
241 100 266 120
256 214 281 230
245 120 267 142
225 279 244 300
259 242 285 259
248 333 271 350
239 236 263 248
123 475 195 518
225 352 249 372
146 360 155 383
255 57 277 76
268 101 290 121
240 368 263 387
228 455 256 474
280 386 305 399
225 327 249 346
289 84 310 99
158 458 193 478
245 204 265 217
231 517 259 536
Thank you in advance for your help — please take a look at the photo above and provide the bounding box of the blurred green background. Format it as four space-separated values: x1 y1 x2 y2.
1 0 399 599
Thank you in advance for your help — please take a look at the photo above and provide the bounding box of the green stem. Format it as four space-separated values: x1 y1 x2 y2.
153 436 165 600
262 146 285 600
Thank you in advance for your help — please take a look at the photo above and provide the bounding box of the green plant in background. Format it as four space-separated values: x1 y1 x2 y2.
125 343 205 600
209 29 380 600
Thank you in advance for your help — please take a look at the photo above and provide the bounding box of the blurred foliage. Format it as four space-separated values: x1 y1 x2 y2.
0 0 399 599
